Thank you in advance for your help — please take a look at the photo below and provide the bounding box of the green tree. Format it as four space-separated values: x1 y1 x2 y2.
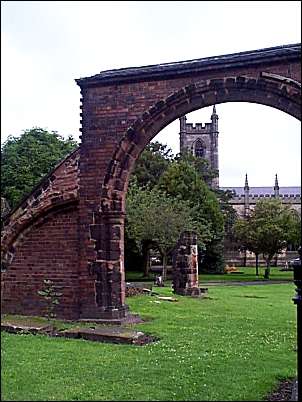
175 150 218 187
125 141 173 274
132 141 173 189
1 127 78 209
157 159 225 273
235 199 301 279
126 179 200 281
215 189 239 267
126 146 223 273
215 189 238 236
234 217 262 276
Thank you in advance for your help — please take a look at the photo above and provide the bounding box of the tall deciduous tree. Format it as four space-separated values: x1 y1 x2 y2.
125 141 173 274
132 141 173 189
174 150 218 187
126 179 201 281
234 217 262 276
1 128 78 209
126 143 222 274
234 199 301 279
215 189 238 237
157 159 225 273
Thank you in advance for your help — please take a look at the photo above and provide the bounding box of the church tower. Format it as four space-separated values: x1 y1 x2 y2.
179 105 219 188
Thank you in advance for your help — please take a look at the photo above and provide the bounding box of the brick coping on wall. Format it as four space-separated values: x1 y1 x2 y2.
76 43 301 87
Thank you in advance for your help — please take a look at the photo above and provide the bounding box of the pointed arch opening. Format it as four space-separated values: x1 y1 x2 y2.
193 138 206 158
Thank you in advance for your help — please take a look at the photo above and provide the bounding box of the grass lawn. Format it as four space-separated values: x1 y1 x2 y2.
200 266 293 282
125 266 294 283
1 284 297 401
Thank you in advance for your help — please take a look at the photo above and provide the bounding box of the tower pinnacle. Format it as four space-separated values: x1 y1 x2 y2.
274 173 279 188
179 115 187 154
274 173 279 197
244 173 249 190
211 105 218 135
244 173 250 217
211 105 218 121
179 115 187 131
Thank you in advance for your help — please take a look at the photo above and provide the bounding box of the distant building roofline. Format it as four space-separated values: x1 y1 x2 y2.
220 186 301 196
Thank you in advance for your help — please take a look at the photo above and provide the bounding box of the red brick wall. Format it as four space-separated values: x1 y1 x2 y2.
1 205 80 320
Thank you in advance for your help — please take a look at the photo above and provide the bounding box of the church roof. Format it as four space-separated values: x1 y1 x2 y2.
220 186 301 197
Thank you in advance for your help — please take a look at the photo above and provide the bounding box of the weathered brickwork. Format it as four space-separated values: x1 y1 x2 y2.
1 44 301 320
172 231 202 297
2 148 79 261
2 205 79 319
1 149 80 319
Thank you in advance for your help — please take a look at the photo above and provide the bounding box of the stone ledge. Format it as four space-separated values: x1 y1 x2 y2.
1 319 158 346
78 313 145 325
173 287 208 297
57 326 158 345
1 322 53 334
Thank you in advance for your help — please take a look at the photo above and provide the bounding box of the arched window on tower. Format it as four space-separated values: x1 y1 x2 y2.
194 139 205 158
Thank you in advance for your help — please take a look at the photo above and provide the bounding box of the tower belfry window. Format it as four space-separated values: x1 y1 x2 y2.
194 139 205 158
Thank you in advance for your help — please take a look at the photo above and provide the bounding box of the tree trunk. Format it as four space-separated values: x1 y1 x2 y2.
243 248 247 267
264 259 271 280
255 253 259 276
162 254 168 283
142 241 151 278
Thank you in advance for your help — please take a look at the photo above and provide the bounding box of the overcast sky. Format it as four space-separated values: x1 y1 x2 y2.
1 1 301 186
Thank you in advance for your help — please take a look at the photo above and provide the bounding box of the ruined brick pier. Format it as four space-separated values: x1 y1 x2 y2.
172 231 204 297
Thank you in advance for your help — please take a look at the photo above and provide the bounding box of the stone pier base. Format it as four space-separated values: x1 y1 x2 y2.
172 231 204 297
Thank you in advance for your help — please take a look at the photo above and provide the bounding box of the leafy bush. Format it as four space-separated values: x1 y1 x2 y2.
37 279 63 320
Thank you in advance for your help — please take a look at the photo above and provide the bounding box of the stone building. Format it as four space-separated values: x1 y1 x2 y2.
221 174 301 266
179 107 301 266
179 106 301 216
179 106 219 188
220 173 301 217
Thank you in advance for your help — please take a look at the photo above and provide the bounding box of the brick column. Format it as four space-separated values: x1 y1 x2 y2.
172 231 202 297
96 211 127 318
80 211 128 319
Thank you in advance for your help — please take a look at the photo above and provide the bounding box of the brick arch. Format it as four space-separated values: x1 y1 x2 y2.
1 148 80 261
101 74 301 214
84 73 301 321
3 44 301 321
